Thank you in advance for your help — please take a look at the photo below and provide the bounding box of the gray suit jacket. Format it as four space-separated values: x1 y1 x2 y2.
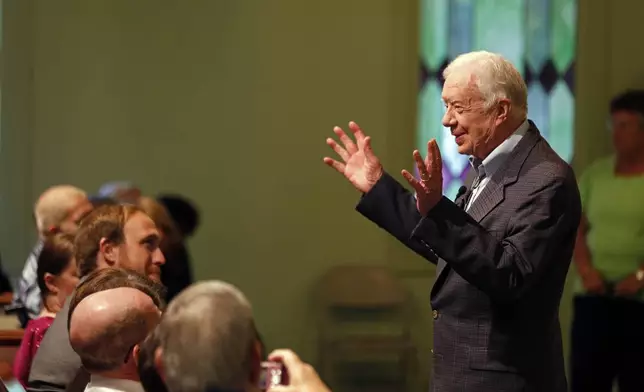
356 123 581 392
27 294 82 392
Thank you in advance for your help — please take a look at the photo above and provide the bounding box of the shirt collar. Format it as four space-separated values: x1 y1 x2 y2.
469 119 529 178
86 375 145 392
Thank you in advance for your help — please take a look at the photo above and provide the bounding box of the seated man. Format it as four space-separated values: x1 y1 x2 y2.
135 327 168 392
139 281 330 392
28 204 166 392
68 268 164 392
148 281 263 392
9 185 92 322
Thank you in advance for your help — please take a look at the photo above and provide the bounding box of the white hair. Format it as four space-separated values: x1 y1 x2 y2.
158 281 257 392
34 185 87 235
443 51 528 119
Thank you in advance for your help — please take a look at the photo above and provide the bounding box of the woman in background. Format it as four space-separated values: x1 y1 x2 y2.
13 233 79 387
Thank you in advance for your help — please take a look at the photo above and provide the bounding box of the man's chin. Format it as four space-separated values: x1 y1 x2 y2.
148 272 162 283
456 145 472 156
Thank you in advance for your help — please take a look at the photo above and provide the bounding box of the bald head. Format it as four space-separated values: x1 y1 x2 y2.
35 185 91 236
70 287 161 372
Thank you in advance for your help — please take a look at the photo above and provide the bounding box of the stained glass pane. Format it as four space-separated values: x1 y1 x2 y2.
417 81 443 154
447 0 473 60
473 0 525 69
417 0 576 199
420 0 449 70
525 0 551 74
551 0 577 72
528 84 550 139
549 81 575 162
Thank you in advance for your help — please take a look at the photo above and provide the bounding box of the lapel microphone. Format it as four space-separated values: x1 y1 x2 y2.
455 185 468 201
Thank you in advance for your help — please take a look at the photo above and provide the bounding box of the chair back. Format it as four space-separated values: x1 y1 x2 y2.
316 265 416 390
318 264 407 310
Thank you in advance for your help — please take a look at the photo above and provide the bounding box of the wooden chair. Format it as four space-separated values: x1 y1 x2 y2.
316 265 417 392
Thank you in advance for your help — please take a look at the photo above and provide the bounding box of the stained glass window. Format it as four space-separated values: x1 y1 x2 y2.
418 0 577 198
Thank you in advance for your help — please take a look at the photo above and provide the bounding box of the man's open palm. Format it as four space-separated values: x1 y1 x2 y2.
323 121 383 193
401 139 444 215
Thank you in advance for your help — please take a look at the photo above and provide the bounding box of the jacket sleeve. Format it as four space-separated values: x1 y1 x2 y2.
356 172 439 264
410 174 581 302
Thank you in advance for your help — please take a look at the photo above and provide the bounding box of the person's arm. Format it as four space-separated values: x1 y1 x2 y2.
356 172 438 264
13 325 35 388
16 246 43 319
410 173 580 302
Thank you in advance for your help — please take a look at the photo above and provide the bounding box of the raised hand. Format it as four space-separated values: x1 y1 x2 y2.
323 121 383 193
401 139 443 215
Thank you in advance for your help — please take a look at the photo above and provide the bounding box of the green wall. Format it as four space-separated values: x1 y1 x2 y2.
1 0 642 390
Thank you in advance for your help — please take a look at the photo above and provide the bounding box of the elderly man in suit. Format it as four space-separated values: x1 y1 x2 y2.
324 51 581 392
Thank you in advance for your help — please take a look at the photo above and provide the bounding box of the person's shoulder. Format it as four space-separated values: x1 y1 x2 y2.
30 308 71 368
582 155 614 177
26 316 54 335
28 308 79 387
522 138 575 182
24 316 52 332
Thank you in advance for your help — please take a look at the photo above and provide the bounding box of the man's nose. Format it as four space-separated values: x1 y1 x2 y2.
154 248 166 265
442 111 455 127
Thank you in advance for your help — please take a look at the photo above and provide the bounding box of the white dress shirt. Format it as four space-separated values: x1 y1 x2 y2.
84 375 145 392
465 120 529 210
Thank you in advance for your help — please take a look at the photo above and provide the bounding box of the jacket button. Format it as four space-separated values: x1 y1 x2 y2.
432 310 439 320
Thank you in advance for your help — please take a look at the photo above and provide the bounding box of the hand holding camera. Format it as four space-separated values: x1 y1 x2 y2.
265 349 331 392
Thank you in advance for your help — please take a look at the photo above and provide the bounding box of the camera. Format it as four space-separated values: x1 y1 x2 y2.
258 361 288 390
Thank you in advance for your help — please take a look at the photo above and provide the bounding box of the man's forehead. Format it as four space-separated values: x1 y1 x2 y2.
442 78 481 102
125 213 159 236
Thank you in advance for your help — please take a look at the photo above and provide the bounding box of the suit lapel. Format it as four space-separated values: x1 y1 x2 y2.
465 123 542 222
466 177 505 222
431 122 543 297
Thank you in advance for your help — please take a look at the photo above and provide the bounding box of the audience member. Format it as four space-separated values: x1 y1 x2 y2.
98 182 141 204
13 234 79 387
0 253 13 294
157 194 200 239
136 326 168 392
149 281 263 392
139 196 192 301
10 185 92 322
88 196 117 208
571 90 644 391
28 204 166 392
68 268 164 392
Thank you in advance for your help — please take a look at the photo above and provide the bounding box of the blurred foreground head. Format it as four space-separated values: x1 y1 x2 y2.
150 281 262 392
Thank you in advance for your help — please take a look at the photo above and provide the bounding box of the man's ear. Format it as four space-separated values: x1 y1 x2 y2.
99 238 118 266
133 345 141 367
154 347 166 382
44 273 59 295
494 99 511 125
